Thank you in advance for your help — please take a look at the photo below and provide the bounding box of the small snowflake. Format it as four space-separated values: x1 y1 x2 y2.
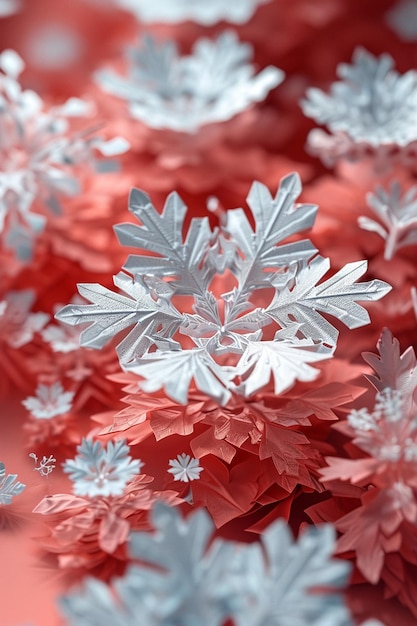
96 32 283 132
0 49 129 259
0 290 49 349
63 439 143 497
0 462 26 504
168 453 203 483
358 182 417 260
22 382 74 419
29 453 56 477
301 48 417 164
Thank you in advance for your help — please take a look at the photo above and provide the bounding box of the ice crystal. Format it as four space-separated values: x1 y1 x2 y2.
96 32 283 132
167 453 203 482
29 453 56 477
63 439 142 497
60 504 352 626
0 462 25 504
101 0 270 24
301 48 417 163
358 182 417 260
56 173 390 404
22 382 74 419
0 49 129 259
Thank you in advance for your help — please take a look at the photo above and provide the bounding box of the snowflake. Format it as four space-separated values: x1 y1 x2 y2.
168 453 203 482
59 504 352 626
57 173 390 405
301 48 417 164
0 49 129 259
0 462 26 504
101 0 270 24
0 290 49 349
347 388 417 464
358 182 417 260
96 32 283 132
63 439 143 497
22 381 74 419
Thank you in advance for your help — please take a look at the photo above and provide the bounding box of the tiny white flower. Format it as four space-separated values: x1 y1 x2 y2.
168 453 203 482
22 382 74 419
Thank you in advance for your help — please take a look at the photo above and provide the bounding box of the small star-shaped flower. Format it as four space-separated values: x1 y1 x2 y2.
167 453 203 482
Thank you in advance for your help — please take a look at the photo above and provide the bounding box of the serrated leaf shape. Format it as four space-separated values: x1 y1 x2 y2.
125 348 231 405
266 256 391 347
115 189 214 296
0 462 26 504
55 271 182 364
235 327 332 397
225 173 318 290
362 327 417 413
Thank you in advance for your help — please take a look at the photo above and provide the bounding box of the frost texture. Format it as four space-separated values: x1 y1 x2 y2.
60 504 352 626
22 382 75 419
63 439 142 497
57 173 390 405
359 182 417 260
0 462 26 504
0 49 129 260
301 48 417 164
96 32 284 132
100 0 270 24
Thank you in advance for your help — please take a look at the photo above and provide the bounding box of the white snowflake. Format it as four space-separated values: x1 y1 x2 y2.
59 504 352 626
109 0 269 24
0 462 26 505
168 453 203 482
57 173 390 405
348 388 417 463
0 49 129 259
0 290 49 348
358 182 417 260
22 382 74 419
63 439 142 497
301 48 417 164
96 32 283 132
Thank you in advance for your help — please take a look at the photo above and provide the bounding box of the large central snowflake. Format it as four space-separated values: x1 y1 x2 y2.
57 173 390 405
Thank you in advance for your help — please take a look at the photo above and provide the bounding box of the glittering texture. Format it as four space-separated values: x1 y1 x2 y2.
57 172 390 404
96 32 284 132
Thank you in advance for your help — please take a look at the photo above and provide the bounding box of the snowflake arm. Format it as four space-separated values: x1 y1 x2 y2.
0 462 26 504
266 256 391 347
63 439 142 497
56 271 183 364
